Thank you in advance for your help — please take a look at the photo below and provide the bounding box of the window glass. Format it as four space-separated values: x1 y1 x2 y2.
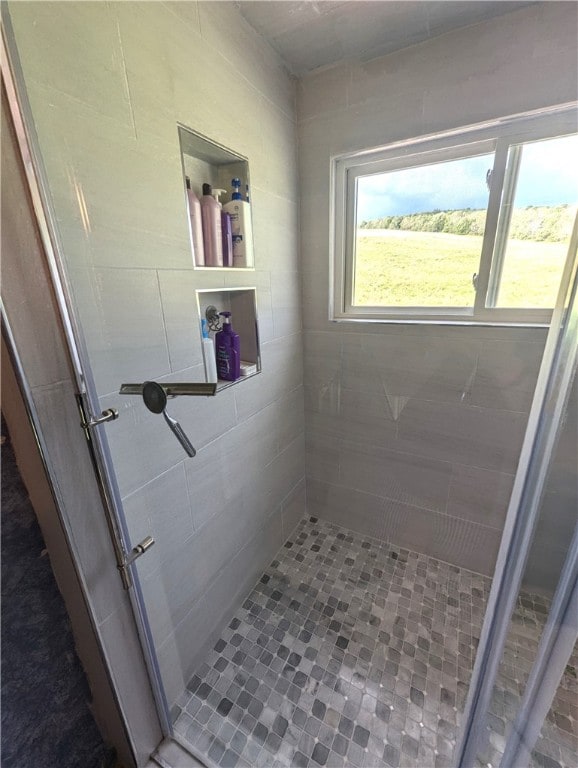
353 153 493 307
490 134 578 309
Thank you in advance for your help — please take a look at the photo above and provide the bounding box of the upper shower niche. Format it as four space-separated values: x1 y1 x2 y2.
178 125 254 270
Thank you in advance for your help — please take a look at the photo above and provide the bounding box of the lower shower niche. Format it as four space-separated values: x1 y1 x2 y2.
172 518 576 768
196 288 260 392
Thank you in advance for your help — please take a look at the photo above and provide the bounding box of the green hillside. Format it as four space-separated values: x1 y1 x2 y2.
359 204 575 242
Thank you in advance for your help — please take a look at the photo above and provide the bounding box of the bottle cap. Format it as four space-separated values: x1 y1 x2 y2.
186 176 191 189
212 188 227 204
231 178 242 201
202 183 211 196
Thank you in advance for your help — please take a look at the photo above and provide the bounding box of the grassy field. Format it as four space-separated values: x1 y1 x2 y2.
354 229 568 308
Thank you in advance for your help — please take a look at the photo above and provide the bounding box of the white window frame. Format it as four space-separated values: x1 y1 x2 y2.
331 105 578 325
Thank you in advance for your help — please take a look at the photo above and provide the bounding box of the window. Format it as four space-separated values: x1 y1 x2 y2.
332 108 578 324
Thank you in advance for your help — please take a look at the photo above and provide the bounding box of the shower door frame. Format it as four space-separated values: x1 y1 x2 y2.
4 9 578 765
455 213 578 765
1 12 174 745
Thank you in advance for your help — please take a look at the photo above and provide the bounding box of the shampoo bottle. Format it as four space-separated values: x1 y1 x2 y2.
200 183 223 266
215 311 240 381
223 178 254 268
201 319 218 383
185 177 204 266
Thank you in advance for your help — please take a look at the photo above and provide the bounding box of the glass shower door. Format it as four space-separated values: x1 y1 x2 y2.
456 214 578 766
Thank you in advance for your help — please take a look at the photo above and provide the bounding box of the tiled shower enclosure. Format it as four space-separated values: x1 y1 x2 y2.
174 518 576 768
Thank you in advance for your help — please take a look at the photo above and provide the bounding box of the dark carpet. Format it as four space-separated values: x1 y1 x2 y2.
1 417 110 768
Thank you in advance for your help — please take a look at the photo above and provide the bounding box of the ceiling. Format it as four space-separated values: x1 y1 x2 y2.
237 1 536 76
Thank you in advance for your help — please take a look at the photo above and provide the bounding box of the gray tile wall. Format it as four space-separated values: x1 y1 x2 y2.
8 0 305 707
297 3 577 576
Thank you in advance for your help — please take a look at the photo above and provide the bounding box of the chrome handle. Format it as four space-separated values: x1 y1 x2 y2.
80 407 119 429
163 410 196 457
120 536 155 574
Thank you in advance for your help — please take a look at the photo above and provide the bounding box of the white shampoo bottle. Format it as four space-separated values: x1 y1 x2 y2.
185 177 204 266
201 319 218 383
200 183 223 267
223 178 254 268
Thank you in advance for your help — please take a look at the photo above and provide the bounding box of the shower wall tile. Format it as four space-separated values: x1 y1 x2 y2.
157 271 216 374
339 332 479 405
297 3 573 574
88 267 171 397
156 595 210 709
156 506 287 705
271 269 302 339
193 508 285 660
224 269 275 344
394 398 528 474
276 387 307 451
380 496 501 575
184 395 282 530
308 477 501 576
196 0 294 119
469 339 544 412
447 465 514 529
297 61 349 119
307 477 388 541
304 388 398 448
264 434 306 514
338 441 452 513
233 333 303 423
122 463 194 581
250 189 299 274
305 425 340 484
8 2 134 128
281 478 307 540
20 83 193 271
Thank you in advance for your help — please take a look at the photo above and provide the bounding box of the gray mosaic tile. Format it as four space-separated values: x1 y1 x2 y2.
173 517 576 768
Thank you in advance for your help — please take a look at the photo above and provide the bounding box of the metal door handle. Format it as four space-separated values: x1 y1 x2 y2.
80 408 119 429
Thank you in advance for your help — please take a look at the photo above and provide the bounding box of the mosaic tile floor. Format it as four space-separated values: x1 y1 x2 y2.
173 517 576 768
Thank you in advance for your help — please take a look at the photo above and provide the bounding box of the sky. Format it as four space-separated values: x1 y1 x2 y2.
356 134 578 221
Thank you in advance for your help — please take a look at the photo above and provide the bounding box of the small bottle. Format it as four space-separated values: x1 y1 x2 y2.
215 311 241 381
201 319 218 383
222 178 254 268
221 210 233 267
185 177 204 266
200 183 223 267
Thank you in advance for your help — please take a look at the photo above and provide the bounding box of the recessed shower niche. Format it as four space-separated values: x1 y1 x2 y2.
196 287 261 391
178 125 254 270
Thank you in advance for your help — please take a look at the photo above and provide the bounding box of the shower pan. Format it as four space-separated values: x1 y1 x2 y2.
2 7 577 767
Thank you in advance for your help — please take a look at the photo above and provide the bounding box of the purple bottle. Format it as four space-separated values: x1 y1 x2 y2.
215 311 241 381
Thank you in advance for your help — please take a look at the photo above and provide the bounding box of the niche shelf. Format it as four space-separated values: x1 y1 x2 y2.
178 124 254 271
196 287 261 392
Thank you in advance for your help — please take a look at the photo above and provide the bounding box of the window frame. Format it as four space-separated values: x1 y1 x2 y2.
331 105 578 325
